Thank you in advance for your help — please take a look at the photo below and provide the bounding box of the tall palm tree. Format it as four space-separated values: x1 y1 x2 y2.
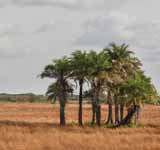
40 57 72 126
103 43 141 124
87 50 111 126
70 50 89 126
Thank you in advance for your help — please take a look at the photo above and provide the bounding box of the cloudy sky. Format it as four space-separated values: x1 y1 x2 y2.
0 0 159 94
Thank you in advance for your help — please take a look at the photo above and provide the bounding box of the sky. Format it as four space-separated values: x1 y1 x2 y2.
0 0 160 94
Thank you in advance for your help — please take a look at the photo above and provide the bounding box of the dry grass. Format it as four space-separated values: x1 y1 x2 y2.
0 103 160 150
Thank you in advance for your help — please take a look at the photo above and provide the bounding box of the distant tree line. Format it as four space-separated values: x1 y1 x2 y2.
0 93 46 103
40 43 158 127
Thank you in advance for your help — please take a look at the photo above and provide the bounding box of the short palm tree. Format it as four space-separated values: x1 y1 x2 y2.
46 82 59 103
46 82 73 104
40 57 72 126
118 72 157 126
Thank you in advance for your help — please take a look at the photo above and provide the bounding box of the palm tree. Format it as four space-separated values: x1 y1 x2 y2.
103 43 141 124
46 82 73 104
40 57 72 126
70 50 89 126
87 50 111 126
118 72 157 126
46 82 59 104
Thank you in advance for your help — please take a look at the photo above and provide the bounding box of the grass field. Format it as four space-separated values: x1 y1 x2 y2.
0 103 160 150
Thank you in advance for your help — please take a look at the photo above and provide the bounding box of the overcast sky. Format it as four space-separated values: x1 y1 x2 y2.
0 0 159 94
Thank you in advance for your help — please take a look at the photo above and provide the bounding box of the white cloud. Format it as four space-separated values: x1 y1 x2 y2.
0 0 128 10
76 11 136 46
0 24 21 37
35 21 55 33
0 47 31 59
11 0 77 7
125 21 160 50
0 21 57 37
76 12 160 61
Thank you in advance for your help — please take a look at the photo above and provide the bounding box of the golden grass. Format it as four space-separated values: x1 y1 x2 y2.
0 103 160 150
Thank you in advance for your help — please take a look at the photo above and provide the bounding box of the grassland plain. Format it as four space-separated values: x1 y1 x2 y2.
0 103 159 150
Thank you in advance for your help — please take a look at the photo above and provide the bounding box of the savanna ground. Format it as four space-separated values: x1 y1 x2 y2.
0 103 160 150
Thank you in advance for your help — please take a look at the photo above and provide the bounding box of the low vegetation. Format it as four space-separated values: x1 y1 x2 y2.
0 103 160 150
0 93 46 103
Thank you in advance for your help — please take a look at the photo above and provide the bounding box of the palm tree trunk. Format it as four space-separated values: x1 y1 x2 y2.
117 105 139 126
60 104 65 126
134 106 140 125
96 104 101 126
120 104 124 122
115 104 120 125
95 86 101 126
91 97 96 124
106 91 113 124
59 80 67 126
78 79 83 126
92 81 101 126
106 103 113 124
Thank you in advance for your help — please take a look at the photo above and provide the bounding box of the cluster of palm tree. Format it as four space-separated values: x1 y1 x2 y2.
40 43 157 126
